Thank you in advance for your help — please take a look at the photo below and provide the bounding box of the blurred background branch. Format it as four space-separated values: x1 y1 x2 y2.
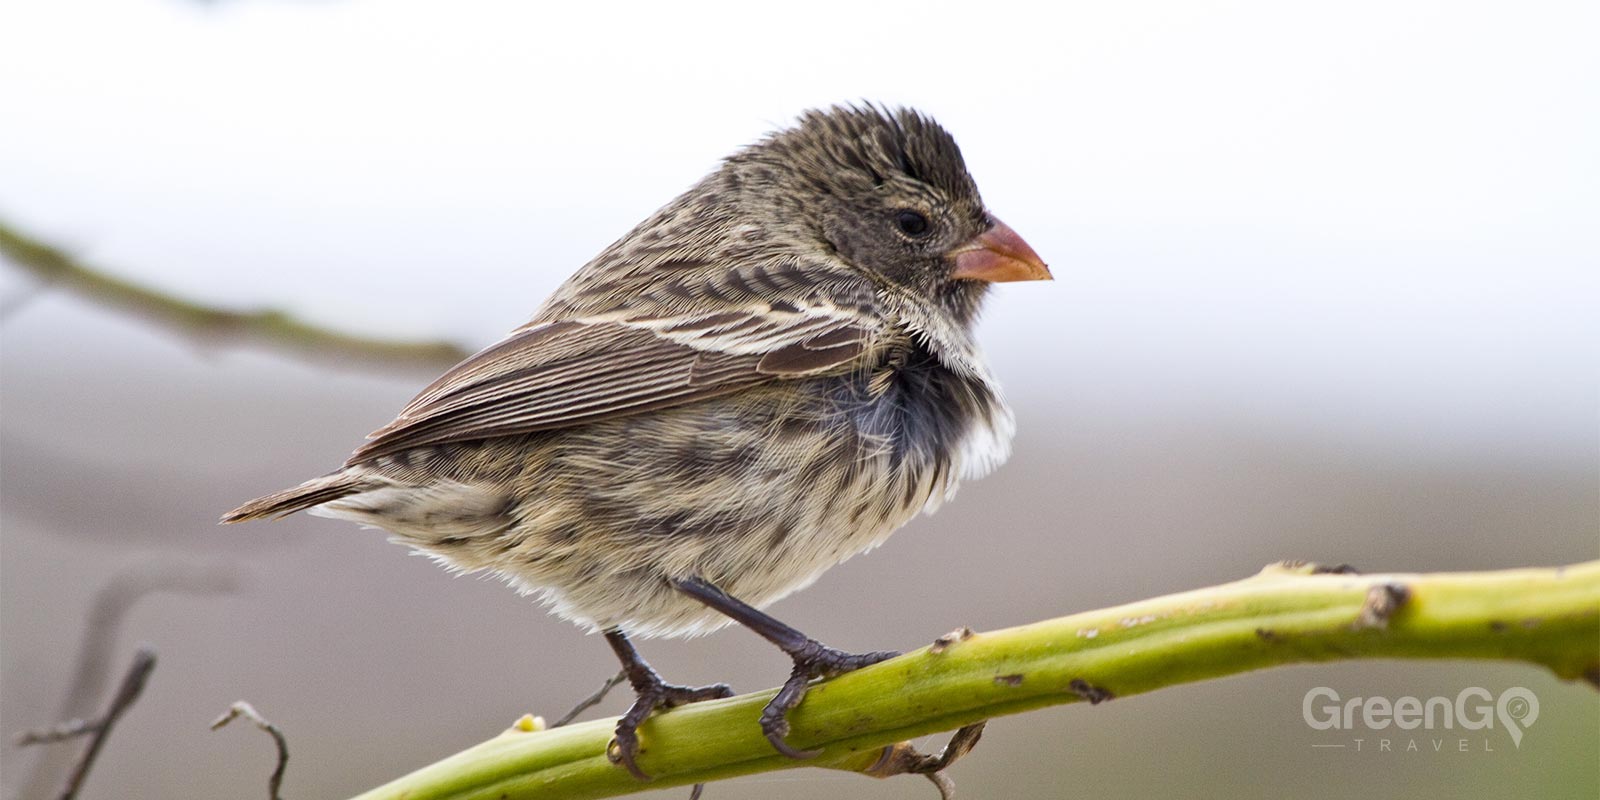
351 560 1600 800
13 563 240 800
0 219 469 373
15 647 157 800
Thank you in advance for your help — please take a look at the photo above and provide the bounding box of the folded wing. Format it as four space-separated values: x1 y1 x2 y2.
350 304 879 462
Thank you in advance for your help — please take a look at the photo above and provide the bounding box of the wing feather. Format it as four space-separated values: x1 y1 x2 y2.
350 304 878 462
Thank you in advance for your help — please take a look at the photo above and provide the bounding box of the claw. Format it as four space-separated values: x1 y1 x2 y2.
760 646 899 758
609 681 733 780
607 731 651 781
766 730 821 759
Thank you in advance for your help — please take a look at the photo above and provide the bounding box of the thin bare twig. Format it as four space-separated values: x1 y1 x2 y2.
15 647 158 800
212 701 290 800
552 670 628 728
13 719 100 747
0 218 470 373
18 562 241 800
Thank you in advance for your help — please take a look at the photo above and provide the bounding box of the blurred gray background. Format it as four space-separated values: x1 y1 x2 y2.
2 1 1596 798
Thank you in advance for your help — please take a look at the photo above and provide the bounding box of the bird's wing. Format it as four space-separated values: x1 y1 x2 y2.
348 294 881 462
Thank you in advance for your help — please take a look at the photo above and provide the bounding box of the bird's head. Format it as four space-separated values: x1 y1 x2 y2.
727 105 1050 321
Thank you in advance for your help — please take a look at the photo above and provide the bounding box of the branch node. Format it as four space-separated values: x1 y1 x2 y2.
929 627 974 654
1354 583 1411 630
1068 678 1114 704
1313 563 1362 575
1261 560 1362 577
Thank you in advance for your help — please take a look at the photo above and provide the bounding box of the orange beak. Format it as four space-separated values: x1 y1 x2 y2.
949 217 1051 283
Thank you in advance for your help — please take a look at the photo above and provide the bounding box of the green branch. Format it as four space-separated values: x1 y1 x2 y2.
0 219 469 372
350 560 1600 800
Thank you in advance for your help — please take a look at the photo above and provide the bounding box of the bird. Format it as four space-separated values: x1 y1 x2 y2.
222 104 1050 779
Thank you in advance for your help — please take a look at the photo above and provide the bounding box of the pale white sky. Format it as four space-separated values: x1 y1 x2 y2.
2 0 1596 457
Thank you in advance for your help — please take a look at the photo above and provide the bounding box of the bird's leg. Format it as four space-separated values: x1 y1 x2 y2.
673 577 899 759
603 629 734 781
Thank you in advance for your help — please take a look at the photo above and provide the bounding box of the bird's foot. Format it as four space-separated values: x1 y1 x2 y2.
761 643 900 758
608 677 733 781
603 628 734 781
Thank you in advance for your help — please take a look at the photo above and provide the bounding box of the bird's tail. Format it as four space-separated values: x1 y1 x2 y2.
221 471 375 523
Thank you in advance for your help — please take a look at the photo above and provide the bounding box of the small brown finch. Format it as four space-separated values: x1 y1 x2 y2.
224 104 1049 777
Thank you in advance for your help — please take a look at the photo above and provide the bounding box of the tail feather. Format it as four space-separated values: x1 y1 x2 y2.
221 472 374 523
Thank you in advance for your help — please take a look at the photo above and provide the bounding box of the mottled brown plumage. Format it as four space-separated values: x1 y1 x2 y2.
223 104 1049 772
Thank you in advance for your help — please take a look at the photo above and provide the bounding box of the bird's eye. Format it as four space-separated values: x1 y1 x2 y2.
894 210 931 238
